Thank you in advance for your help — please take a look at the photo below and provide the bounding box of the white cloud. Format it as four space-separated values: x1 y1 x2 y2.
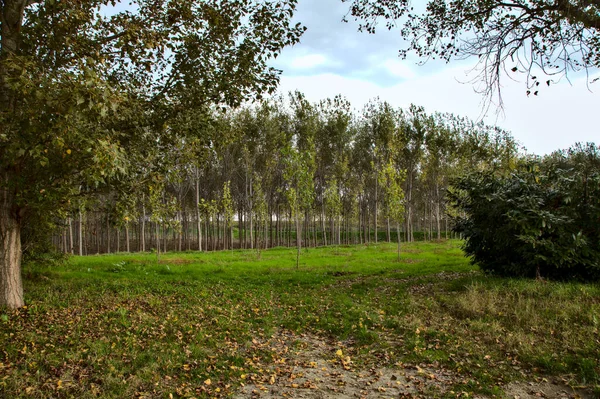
277 66 600 155
382 59 417 80
290 54 328 69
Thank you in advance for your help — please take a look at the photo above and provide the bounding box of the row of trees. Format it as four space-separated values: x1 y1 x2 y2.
44 94 521 257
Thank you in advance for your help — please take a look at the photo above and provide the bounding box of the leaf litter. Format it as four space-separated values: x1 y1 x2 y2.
234 330 475 399
234 330 597 399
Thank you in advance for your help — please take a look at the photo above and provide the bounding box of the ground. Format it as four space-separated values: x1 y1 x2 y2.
233 330 595 399
1 241 598 398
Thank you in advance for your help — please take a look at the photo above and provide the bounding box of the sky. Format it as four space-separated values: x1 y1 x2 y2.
269 0 600 156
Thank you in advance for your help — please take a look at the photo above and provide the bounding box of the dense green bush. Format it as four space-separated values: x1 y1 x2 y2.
449 143 600 280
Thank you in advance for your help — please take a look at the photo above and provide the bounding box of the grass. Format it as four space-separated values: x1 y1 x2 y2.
1 240 599 398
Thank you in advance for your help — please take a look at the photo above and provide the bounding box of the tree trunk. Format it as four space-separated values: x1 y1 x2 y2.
125 223 130 252
397 221 401 262
68 216 74 254
141 202 146 252
78 209 83 256
374 175 378 244
106 216 110 254
296 215 301 269
386 217 391 243
0 183 24 309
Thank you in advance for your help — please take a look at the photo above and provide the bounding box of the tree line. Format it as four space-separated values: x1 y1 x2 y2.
42 93 521 257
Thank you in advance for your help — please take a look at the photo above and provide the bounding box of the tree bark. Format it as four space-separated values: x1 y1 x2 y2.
78 209 83 256
374 175 378 244
68 217 74 254
195 173 202 251
0 180 24 308
141 202 146 252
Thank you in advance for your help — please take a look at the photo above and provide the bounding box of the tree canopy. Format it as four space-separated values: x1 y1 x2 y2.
344 0 600 107
449 143 600 280
0 0 304 308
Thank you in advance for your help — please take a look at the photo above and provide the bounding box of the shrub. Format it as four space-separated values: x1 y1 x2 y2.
449 143 600 280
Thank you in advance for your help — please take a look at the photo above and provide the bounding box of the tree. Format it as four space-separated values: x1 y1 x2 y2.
344 0 600 108
449 143 600 280
0 0 304 308
282 144 315 269
378 160 406 261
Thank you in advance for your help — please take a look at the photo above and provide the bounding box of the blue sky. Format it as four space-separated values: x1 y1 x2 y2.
269 0 600 155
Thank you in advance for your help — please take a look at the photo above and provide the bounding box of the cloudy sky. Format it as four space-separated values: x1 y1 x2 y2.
269 0 599 155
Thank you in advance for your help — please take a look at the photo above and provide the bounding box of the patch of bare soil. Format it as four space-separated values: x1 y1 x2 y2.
234 330 597 399
233 331 479 399
504 380 596 399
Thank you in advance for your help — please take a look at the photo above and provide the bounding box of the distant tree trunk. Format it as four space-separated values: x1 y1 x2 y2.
178 210 183 252
125 223 130 252
116 228 120 252
0 182 24 309
194 176 202 251
62 227 67 253
337 216 341 245
407 169 414 242
445 214 448 240
78 209 83 256
397 221 401 262
321 207 327 246
374 177 378 244
106 216 110 254
141 202 146 252
276 204 280 247
163 223 168 253
68 217 74 254
386 217 391 243
436 183 441 240
296 214 301 269
155 223 160 260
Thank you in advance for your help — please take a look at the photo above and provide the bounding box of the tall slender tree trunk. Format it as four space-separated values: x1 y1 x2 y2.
374 176 378 244
68 217 74 254
397 221 401 262
296 214 301 269
78 209 83 256
386 217 391 243
141 202 146 252
195 175 202 251
436 183 441 240
321 207 327 246
62 228 67 253
107 216 111 253
0 181 24 309
125 223 130 252
155 223 160 260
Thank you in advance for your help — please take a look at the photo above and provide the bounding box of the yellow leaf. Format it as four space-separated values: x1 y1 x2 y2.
204 379 211 386
335 349 343 357
66 149 72 155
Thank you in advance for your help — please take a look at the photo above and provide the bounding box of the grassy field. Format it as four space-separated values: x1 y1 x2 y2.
1 241 599 398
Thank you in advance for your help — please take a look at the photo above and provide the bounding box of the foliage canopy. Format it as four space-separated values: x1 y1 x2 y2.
449 143 600 280
344 0 600 107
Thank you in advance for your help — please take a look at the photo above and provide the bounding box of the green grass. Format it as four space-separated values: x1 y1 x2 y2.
1 240 599 398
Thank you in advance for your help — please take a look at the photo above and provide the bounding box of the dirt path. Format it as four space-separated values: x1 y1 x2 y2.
233 331 595 399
